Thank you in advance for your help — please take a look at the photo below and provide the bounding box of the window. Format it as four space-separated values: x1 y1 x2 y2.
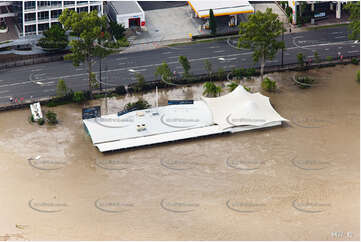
24 13 36 22
38 23 49 32
51 10 62 19
37 1 50 9
77 7 88 13
38 11 49 20
64 1 75 6
24 1 36 10
25 24 36 33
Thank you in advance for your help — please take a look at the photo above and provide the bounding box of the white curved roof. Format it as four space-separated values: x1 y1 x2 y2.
188 0 254 18
201 85 288 130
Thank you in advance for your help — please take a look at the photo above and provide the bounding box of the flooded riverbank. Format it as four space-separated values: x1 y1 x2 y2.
0 64 359 240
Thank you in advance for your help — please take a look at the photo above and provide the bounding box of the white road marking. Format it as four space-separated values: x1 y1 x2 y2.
266 60 278 63
331 32 342 34
168 56 179 59
348 50 360 53
31 69 43 72
162 52 173 55
338 47 343 49
0 95 11 99
214 50 225 53
325 48 329 51
0 90 9 94
75 68 84 71
116 57 127 61
335 36 346 39
25 41 356 84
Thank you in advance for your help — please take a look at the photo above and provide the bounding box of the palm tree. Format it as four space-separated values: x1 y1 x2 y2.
203 82 222 97
227 82 239 92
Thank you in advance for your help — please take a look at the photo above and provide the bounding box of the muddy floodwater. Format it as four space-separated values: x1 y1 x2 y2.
0 65 359 240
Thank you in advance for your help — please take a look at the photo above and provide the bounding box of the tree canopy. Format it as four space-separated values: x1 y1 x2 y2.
38 24 68 50
59 9 110 93
345 2 360 41
238 8 284 80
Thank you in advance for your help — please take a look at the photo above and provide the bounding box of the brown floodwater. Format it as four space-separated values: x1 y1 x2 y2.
0 64 359 240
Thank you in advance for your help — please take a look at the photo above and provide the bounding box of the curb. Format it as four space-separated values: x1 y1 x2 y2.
0 56 358 112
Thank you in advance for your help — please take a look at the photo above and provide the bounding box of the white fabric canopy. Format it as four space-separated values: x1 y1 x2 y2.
201 85 288 130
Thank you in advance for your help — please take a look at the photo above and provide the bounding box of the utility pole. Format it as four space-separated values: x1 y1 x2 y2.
104 64 108 115
281 27 284 67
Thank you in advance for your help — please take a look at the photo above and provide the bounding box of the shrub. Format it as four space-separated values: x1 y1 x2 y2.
72 91 86 103
326 56 333 61
261 77 277 92
46 110 58 124
109 21 126 40
296 76 314 89
232 68 242 79
29 115 35 123
244 86 251 92
227 82 238 92
125 99 151 112
204 59 213 78
246 67 256 77
357 70 360 83
314 51 320 63
351 57 359 65
115 85 126 95
37 118 45 125
203 82 222 97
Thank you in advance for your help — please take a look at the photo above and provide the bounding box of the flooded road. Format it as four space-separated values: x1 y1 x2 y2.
0 64 359 240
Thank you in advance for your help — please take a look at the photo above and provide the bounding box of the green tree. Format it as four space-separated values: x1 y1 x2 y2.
203 82 222 97
238 8 285 81
155 62 172 80
204 59 213 79
345 2 360 40
209 9 217 36
178 56 191 77
135 73 145 92
109 21 126 40
297 53 304 67
56 79 68 97
38 24 68 50
59 9 109 96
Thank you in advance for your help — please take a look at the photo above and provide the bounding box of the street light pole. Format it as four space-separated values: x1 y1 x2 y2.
99 56 102 90
281 24 285 67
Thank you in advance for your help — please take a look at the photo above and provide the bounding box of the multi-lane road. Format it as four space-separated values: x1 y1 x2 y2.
0 26 359 104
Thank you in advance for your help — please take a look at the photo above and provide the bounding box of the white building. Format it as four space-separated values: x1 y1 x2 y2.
106 1 145 30
12 1 103 36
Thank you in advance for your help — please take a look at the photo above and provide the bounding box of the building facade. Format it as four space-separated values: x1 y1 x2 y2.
11 1 103 36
